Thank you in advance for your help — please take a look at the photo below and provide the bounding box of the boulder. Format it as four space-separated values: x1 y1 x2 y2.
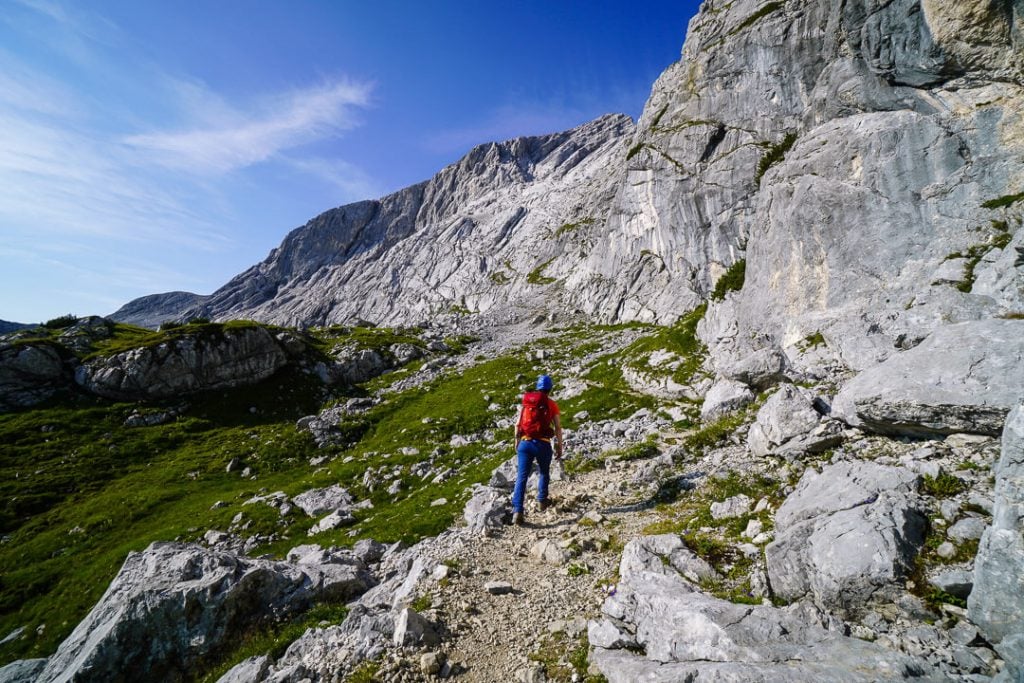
928 568 973 601
590 535 940 682
709 494 752 520
748 384 841 457
293 484 354 517
766 462 926 615
74 325 289 400
392 607 440 647
530 539 571 565
55 316 113 353
330 347 390 384
700 378 754 421
718 347 787 390
286 544 374 601
0 342 68 412
463 484 509 535
35 542 319 683
832 321 1024 437
969 405 1024 681
215 655 270 683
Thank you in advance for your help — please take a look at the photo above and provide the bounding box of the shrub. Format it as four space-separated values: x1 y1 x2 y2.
710 260 746 300
755 132 797 184
43 314 77 329
921 471 967 498
981 192 1024 210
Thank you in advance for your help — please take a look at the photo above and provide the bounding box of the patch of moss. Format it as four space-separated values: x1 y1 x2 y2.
710 260 746 300
489 270 511 285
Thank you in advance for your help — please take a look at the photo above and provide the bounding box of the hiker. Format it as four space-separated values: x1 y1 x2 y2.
511 374 563 526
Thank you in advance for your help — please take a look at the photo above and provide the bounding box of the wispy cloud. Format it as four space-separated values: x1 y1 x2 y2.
123 79 373 174
0 0 381 320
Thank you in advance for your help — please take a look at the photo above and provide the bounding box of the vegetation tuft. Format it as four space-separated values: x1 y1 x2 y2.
755 132 797 184
526 258 558 285
981 192 1024 210
710 260 746 300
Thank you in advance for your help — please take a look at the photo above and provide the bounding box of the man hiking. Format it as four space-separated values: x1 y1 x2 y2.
512 374 564 526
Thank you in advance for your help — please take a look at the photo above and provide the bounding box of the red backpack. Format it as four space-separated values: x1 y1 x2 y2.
519 391 554 439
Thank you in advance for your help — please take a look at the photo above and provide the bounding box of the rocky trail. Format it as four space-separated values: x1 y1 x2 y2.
380 463 663 682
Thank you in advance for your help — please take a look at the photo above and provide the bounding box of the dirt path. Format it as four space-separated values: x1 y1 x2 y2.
376 461 667 682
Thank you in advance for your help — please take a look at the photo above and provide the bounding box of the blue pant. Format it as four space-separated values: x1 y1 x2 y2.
512 439 553 513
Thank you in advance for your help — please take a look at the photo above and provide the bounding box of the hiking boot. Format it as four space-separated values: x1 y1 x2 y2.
537 498 553 512
512 512 525 526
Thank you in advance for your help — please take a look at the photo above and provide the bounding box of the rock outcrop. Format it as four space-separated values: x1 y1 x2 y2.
0 342 69 411
832 319 1024 437
970 404 1024 681
589 535 941 682
765 461 926 615
34 543 322 683
74 324 291 400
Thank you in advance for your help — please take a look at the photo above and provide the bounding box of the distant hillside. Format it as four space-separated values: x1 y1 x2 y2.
110 291 209 329
0 320 32 334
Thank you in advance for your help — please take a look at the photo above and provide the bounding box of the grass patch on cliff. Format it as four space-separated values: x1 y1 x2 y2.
710 260 746 300
981 192 1024 210
755 132 797 185
729 1 783 36
526 258 558 285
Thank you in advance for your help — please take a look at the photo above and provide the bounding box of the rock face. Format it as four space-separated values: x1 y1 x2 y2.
114 115 635 328
590 535 940 682
970 404 1024 680
74 325 291 400
35 542 320 683
0 342 68 411
766 461 925 615
832 320 1024 437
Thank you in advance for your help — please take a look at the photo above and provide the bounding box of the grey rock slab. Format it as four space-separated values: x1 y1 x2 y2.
0 659 48 683
774 461 920 530
970 405 1024 659
530 539 571 565
392 607 440 648
215 655 271 683
767 461 925 614
292 484 354 517
718 347 788 390
700 378 754 421
484 580 513 595
948 516 989 542
0 342 68 412
929 568 974 600
710 494 752 520
35 542 319 683
832 321 1024 437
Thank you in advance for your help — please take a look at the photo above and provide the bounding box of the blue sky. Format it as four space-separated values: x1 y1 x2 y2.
0 0 701 323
